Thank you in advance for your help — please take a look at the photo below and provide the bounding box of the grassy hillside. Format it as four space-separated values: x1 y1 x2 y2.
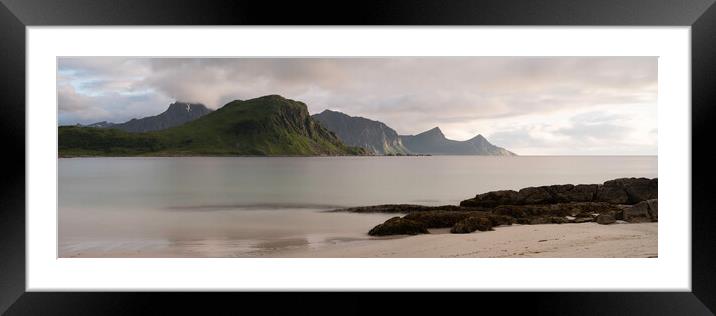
59 95 369 157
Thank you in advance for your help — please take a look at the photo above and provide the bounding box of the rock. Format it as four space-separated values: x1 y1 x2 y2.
646 199 658 221
550 217 568 224
403 210 513 229
596 214 616 225
368 217 429 236
518 186 554 204
365 178 657 236
547 184 576 202
574 217 595 223
450 217 493 234
404 211 479 228
487 214 514 226
460 190 520 208
595 178 657 204
622 200 652 223
332 204 486 213
459 178 656 208
557 184 598 202
614 209 624 220
492 205 528 218
494 202 621 220
528 217 551 225
595 184 629 204
622 178 657 203
516 218 531 225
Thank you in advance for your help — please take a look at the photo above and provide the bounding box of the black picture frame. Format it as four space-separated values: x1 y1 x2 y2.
1 0 715 314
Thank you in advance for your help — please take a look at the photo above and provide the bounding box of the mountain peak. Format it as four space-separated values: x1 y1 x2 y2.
320 109 341 115
318 109 357 120
255 94 287 101
419 126 445 138
468 134 487 143
167 102 209 113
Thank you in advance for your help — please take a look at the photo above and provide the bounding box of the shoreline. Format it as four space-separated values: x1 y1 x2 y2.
269 222 658 258
61 222 657 258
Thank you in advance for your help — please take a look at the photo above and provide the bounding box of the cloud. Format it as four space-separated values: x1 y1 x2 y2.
58 57 657 155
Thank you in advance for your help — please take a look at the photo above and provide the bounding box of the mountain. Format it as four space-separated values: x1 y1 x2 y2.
312 110 516 156
312 110 410 155
400 127 516 156
464 134 516 156
87 102 212 133
85 121 116 128
59 95 368 157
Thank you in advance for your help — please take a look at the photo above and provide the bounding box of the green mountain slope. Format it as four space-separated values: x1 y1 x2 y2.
59 95 369 157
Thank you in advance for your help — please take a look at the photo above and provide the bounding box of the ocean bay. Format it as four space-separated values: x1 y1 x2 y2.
59 156 657 257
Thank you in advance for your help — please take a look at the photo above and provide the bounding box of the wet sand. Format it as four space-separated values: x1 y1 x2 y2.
268 222 657 258
63 222 657 258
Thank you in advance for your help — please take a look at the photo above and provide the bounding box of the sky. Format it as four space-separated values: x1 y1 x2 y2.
58 57 657 155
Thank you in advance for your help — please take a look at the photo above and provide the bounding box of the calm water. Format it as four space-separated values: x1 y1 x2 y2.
59 156 657 257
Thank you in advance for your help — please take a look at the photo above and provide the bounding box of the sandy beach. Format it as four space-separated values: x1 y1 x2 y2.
64 222 657 258
269 222 657 258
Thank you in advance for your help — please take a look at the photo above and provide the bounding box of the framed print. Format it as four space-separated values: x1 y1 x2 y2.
2 0 716 314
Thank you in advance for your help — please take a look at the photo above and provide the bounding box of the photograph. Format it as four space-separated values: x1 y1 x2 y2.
57 56 658 258
4 0 714 313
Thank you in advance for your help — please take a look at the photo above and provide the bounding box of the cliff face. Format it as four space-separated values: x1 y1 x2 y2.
312 110 410 155
314 111 516 156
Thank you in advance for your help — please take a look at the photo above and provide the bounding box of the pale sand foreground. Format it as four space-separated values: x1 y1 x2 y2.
62 222 657 258
268 222 658 258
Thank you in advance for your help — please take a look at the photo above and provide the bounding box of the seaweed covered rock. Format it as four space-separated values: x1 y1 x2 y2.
332 204 487 214
646 199 658 221
574 217 595 223
517 186 555 204
487 214 514 226
557 184 598 202
620 178 658 203
596 178 657 204
364 178 657 236
619 199 658 223
492 202 623 219
368 217 429 236
460 178 657 207
450 217 493 234
460 190 519 208
404 210 486 228
596 214 616 225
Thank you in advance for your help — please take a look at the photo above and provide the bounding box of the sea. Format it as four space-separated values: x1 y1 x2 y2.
58 156 657 257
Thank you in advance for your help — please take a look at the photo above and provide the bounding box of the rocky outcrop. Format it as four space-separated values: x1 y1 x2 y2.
335 177 657 236
596 214 616 225
363 198 657 236
618 199 658 223
368 217 429 236
404 211 480 228
312 110 411 155
463 190 520 208
647 199 658 221
492 202 623 219
329 204 485 214
451 217 493 233
460 178 656 207
597 178 657 204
